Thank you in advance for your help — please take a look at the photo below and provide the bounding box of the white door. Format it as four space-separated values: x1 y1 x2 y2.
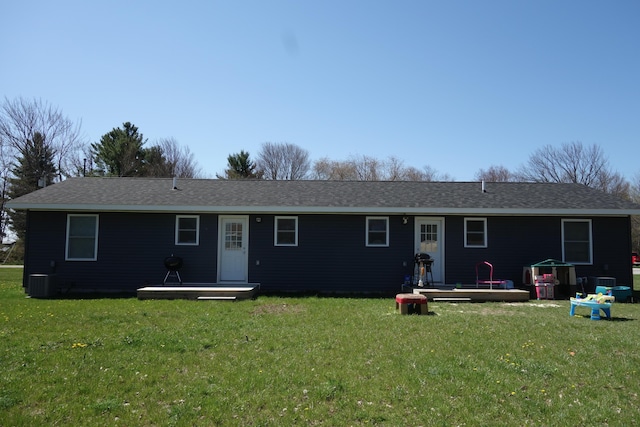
218 216 248 282
415 217 444 284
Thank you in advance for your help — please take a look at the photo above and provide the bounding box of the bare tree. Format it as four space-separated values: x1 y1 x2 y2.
351 154 381 181
256 142 310 180
515 141 631 198
140 138 203 178
310 157 333 180
593 168 630 199
394 164 451 181
0 97 86 181
631 173 640 252
311 157 358 180
420 165 454 182
474 165 515 182
0 151 12 242
311 155 452 181
402 166 427 181
154 137 203 178
67 144 95 177
631 173 640 203
516 142 601 184
382 156 406 181
311 155 381 181
0 97 86 242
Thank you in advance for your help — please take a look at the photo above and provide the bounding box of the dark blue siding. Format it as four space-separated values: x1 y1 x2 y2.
23 211 634 296
445 216 562 285
23 211 67 286
24 211 220 292
590 217 633 285
443 216 633 287
248 215 413 294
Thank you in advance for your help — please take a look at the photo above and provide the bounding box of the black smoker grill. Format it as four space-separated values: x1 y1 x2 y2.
414 253 434 286
164 255 183 285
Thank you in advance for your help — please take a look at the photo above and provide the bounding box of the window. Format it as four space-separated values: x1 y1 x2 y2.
562 219 592 264
66 214 99 261
275 216 298 246
176 215 200 245
464 218 487 248
366 217 389 247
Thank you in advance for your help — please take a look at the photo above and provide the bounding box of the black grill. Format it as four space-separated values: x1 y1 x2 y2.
163 256 183 285
414 253 431 264
414 252 434 286
164 256 183 271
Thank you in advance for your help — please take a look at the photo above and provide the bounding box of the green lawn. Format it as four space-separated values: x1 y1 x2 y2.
1 267 639 426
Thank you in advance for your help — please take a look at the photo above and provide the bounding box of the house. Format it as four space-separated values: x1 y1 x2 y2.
7 177 640 297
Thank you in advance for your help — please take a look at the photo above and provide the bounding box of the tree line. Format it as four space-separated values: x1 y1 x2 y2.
0 97 201 246
1 96 640 255
221 141 632 197
218 143 453 182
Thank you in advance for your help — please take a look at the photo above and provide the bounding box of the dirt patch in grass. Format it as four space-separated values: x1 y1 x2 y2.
504 302 562 308
455 306 519 316
441 302 562 316
251 303 306 315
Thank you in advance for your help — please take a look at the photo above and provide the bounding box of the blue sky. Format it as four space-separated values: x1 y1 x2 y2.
2 0 638 181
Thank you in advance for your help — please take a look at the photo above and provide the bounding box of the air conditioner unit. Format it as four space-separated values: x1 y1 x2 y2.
28 274 57 298
588 276 616 288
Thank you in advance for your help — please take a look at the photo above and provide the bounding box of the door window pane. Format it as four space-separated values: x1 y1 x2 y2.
225 222 243 250
420 224 438 252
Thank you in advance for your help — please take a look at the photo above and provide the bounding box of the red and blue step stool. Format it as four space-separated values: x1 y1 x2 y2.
395 293 428 315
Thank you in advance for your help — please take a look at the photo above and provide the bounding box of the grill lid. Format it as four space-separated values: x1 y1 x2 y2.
415 253 432 263
164 256 183 271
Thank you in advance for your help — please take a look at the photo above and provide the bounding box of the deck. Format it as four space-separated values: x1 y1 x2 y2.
406 285 531 302
137 284 260 300
136 283 530 302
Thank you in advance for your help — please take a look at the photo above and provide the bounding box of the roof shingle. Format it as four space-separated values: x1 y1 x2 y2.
7 177 640 215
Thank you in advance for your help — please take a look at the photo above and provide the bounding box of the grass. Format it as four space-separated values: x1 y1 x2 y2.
1 267 639 426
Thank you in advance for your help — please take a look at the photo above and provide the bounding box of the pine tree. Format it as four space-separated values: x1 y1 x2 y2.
91 122 146 177
217 150 262 179
8 132 57 240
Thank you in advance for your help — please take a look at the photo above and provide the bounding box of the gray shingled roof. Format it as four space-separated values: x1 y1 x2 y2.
7 177 640 215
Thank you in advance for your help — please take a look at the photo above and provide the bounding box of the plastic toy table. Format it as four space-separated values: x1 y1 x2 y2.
569 294 614 320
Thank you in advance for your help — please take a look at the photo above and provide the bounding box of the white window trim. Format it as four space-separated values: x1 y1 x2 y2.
274 216 298 246
366 216 389 247
561 218 592 265
464 218 487 248
65 214 99 261
175 215 200 246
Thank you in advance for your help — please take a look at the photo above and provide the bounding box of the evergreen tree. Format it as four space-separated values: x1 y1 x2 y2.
141 145 173 177
91 122 147 177
8 132 56 239
217 150 262 179
0 97 86 241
